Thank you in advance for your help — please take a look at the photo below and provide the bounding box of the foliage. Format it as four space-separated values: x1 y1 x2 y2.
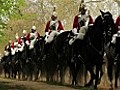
0 0 26 30
0 0 26 54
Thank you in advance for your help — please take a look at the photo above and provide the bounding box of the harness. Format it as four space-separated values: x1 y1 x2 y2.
88 37 104 56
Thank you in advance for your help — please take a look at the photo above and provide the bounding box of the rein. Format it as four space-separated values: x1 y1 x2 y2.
88 35 104 56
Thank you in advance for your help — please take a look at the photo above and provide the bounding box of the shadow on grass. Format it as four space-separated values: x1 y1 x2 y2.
0 81 35 90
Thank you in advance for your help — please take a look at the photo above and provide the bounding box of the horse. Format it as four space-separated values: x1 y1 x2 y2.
70 10 116 89
1 54 11 78
44 30 74 83
24 36 45 81
33 36 45 81
17 42 28 80
105 33 120 88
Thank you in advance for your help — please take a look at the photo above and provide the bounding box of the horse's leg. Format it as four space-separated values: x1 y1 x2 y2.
85 65 95 87
7 64 11 78
94 64 101 89
22 68 25 80
3 65 7 78
59 65 66 84
70 61 76 86
74 61 83 86
46 72 50 82
107 59 114 88
34 67 39 81
13 66 17 79
115 62 119 88
18 68 21 80
84 67 88 85
98 64 104 85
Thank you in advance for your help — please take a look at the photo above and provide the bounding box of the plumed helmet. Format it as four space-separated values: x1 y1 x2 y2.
15 33 19 39
22 30 27 34
79 3 87 14
51 5 57 18
9 40 12 43
32 26 36 30
52 11 57 17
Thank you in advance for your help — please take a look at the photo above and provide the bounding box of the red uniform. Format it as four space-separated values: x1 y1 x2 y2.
73 14 93 32
11 42 15 49
17 37 22 45
45 20 64 33
115 16 120 30
26 32 40 40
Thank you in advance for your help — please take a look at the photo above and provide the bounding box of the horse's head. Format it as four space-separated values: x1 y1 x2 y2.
100 10 117 44
100 10 114 26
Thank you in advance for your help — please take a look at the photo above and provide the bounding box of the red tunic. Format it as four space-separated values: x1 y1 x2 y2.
11 42 14 49
17 37 22 45
115 16 120 30
26 32 41 41
45 20 64 32
73 14 94 32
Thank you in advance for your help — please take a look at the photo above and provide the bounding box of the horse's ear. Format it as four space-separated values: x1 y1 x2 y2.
100 10 104 15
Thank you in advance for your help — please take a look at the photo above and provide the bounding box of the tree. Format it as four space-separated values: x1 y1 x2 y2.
0 0 25 30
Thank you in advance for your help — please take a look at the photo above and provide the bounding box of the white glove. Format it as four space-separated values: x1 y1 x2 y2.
72 28 78 35
45 32 49 36
111 34 117 44
26 40 30 46
59 30 64 33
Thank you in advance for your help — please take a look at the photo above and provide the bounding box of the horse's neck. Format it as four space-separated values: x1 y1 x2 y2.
87 17 105 51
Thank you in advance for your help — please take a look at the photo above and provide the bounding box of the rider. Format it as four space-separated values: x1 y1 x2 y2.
4 40 12 56
45 6 64 43
72 3 94 34
26 26 41 49
69 3 94 45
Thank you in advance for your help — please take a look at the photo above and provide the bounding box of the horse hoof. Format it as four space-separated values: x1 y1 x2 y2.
94 86 98 90
97 79 101 85
115 84 118 88
85 84 90 87
110 83 113 89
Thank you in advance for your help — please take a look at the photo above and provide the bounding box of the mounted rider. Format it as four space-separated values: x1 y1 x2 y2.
45 5 64 43
69 2 94 45
4 40 12 56
10 33 21 55
72 2 93 34
26 26 41 50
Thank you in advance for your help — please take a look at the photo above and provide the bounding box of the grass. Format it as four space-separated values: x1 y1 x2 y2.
0 81 35 90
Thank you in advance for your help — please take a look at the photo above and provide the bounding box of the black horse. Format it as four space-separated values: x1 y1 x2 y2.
70 10 116 89
44 31 74 83
25 36 45 81
17 44 28 80
105 33 120 88
33 36 45 81
1 54 11 78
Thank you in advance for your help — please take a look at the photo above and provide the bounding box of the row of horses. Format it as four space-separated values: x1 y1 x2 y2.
0 10 119 89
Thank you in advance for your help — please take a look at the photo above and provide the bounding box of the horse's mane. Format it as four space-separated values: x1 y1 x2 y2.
54 31 72 53
93 15 103 28
85 15 106 51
